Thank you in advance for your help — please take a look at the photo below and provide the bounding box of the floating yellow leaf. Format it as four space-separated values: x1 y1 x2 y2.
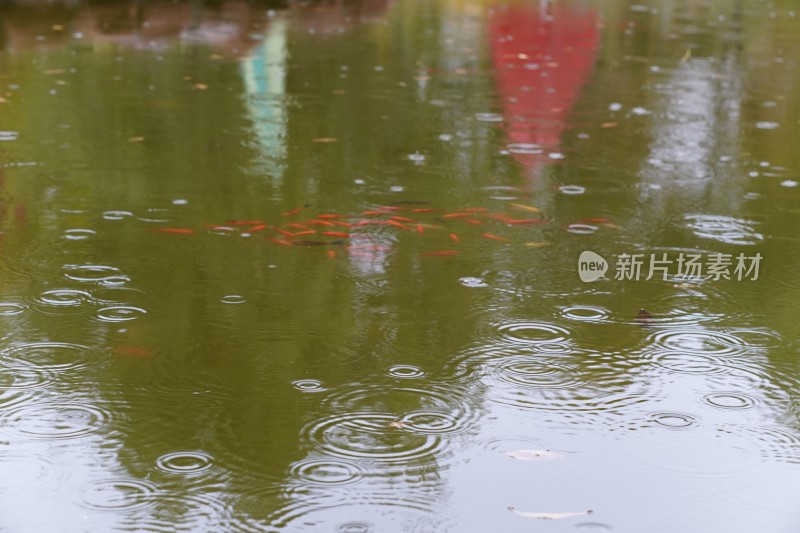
128 136 145 143
509 203 540 213
524 242 551 248
509 508 593 520
601 122 618 129
194 83 208 90
313 138 338 143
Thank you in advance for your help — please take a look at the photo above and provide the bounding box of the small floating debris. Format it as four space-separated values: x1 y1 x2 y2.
504 449 564 461
636 308 654 323
509 508 593 520
0 131 19 141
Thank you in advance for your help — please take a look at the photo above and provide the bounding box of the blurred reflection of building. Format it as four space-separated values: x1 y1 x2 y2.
0 0 286 54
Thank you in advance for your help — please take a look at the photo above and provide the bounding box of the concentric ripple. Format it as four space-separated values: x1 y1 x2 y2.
559 305 611 323
303 412 442 463
79 479 158 512
289 457 366 486
0 368 52 391
734 425 800 464
0 342 101 372
338 522 373 533
566 223 598 235
494 319 571 346
647 350 730 375
507 143 543 155
0 302 28 316
649 411 699 429
324 384 475 435
94 305 147 322
2 401 111 440
31 288 93 312
702 392 758 410
62 228 96 241
684 214 764 245
292 379 327 392
387 365 425 379
490 356 583 389
398 410 463 434
63 264 130 286
90 286 147 305
647 328 747 357
156 451 215 475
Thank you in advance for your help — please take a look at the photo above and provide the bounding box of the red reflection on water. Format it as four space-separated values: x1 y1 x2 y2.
488 3 599 170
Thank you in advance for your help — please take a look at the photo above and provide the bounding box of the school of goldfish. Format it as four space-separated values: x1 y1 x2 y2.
148 202 612 258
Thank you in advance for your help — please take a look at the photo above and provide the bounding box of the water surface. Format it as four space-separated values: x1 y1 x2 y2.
0 0 799 531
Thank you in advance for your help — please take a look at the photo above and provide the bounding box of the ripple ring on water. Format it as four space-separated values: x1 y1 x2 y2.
2 401 111 440
79 479 158 511
303 412 442 463
650 411 698 429
289 457 365 486
292 379 327 392
156 451 215 475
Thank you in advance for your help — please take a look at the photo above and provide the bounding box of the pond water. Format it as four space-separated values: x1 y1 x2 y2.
1 0 799 531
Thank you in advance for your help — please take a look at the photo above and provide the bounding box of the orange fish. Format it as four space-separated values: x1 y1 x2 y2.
317 214 347 219
306 220 335 227
412 208 441 213
442 213 470 219
266 238 293 246
465 219 483 225
331 221 352 228
482 233 507 242
390 216 416 223
228 220 264 226
321 231 351 238
282 206 306 216
386 219 410 230
288 230 316 237
247 224 268 233
450 233 460 242
327 250 337 259
504 218 546 225
274 228 294 237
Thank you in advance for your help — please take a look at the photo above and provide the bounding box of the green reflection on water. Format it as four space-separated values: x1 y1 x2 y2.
0 0 799 531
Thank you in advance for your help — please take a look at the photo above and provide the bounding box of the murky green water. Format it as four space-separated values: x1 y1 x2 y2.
1 0 799 531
